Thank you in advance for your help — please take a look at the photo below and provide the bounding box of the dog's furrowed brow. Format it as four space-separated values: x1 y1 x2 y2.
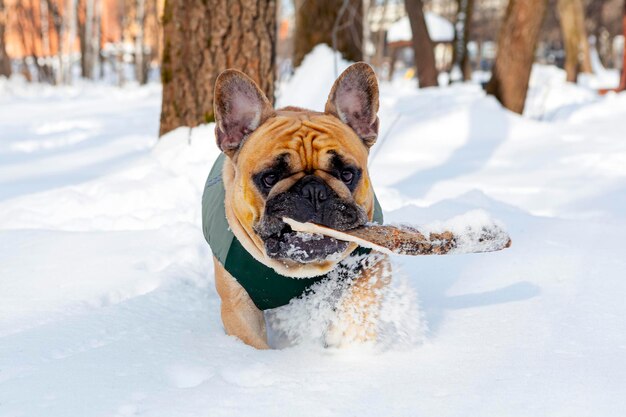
252 153 291 195
257 153 289 173
328 151 357 171
273 153 290 170
328 151 362 192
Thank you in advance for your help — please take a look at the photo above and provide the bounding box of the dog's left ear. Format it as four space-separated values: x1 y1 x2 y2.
214 69 275 157
325 62 380 148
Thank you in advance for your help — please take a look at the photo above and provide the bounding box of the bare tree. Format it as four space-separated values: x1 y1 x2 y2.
293 0 363 68
135 0 146 84
159 0 276 136
558 0 592 82
114 0 126 86
618 0 626 91
85 0 93 77
13 0 63 83
67 0 78 84
40 0 51 74
453 0 474 81
45 0 64 84
147 0 158 71
405 0 438 87
79 0 99 79
78 0 87 78
486 0 548 114
91 0 101 79
14 1 44 81
0 0 12 77
371 0 390 69
57 0 75 84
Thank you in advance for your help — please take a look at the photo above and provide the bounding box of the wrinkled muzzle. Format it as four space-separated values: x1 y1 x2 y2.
255 175 367 263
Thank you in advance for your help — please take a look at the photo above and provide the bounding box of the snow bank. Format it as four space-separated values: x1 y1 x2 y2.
387 12 455 43
524 64 597 119
275 44 351 111
370 75 626 221
524 64 622 120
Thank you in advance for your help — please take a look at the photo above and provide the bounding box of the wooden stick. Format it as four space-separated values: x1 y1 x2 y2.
283 218 512 256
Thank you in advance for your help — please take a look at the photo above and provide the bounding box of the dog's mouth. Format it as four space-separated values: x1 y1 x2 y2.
263 222 350 264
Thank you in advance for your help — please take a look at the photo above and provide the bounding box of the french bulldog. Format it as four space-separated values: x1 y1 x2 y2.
203 63 390 349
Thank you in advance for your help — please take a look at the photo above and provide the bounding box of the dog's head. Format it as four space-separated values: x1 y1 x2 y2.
214 63 379 277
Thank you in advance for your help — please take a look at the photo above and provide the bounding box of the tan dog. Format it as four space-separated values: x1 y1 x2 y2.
202 63 390 349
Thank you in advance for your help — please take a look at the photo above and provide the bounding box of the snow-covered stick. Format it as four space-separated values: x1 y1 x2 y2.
283 214 512 256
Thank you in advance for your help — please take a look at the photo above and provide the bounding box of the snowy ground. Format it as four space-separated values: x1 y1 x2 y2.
2 50 626 416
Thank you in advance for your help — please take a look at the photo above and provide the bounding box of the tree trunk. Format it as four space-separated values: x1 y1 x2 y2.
0 0 11 77
78 0 87 78
45 0 63 85
159 0 276 137
39 0 54 82
135 0 146 84
148 0 157 75
293 0 363 68
372 0 389 69
66 0 77 84
618 0 626 91
14 3 36 81
81 0 95 79
82 0 100 81
454 0 474 81
388 45 398 81
40 2 51 58
575 0 592 74
91 0 101 80
62 0 78 84
558 0 592 83
405 0 438 88
485 0 548 114
115 0 126 86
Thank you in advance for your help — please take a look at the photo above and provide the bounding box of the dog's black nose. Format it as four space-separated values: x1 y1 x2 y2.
298 176 329 210
341 205 358 225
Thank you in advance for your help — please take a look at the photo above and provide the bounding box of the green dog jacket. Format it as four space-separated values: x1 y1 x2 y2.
202 154 384 310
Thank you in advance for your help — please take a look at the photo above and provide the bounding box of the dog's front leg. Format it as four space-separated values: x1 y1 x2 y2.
326 254 391 347
213 257 269 349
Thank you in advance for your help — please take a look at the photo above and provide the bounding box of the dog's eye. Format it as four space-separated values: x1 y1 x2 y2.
340 170 354 184
262 173 278 188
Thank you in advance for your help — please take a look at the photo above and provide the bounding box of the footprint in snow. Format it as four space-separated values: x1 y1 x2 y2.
166 363 214 388
219 363 288 388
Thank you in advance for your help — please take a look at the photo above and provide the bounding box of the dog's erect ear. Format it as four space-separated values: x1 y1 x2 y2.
214 69 275 157
325 63 380 148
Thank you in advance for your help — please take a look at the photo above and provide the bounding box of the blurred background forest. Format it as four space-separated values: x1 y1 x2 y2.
1 0 625 131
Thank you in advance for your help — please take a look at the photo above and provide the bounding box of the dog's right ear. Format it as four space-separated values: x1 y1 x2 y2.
214 70 274 157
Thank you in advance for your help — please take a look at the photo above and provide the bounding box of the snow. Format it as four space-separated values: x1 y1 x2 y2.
2 48 626 416
275 44 351 110
418 210 511 254
268 252 424 349
387 12 455 43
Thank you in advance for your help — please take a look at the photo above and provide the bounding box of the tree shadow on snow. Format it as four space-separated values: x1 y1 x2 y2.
391 101 511 200
399 254 541 336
